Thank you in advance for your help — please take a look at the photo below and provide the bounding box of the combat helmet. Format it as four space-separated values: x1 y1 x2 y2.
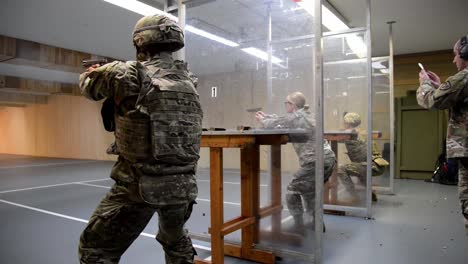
343 112 361 128
133 14 184 53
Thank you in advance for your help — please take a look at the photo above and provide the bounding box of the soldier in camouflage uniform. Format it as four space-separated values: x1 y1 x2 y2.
416 35 468 232
78 15 203 263
337 112 389 202
256 92 336 232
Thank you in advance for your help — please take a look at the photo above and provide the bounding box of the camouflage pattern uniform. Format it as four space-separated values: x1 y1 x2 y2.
417 68 468 221
78 15 202 264
337 113 389 199
260 107 336 221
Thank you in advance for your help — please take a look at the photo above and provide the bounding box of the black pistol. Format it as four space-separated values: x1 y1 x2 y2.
82 58 108 68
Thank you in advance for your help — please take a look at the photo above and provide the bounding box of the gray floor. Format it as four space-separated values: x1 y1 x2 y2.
0 155 467 264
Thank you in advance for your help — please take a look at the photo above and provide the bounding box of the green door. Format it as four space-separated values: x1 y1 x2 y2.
396 93 446 180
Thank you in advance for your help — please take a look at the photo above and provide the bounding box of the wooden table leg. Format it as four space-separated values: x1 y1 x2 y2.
210 147 224 264
270 145 282 232
240 144 260 249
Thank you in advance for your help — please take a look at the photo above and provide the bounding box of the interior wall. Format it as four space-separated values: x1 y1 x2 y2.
394 50 455 97
0 95 115 161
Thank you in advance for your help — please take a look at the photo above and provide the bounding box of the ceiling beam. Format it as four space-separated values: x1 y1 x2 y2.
0 75 81 97
0 92 48 105
0 35 115 73
0 102 27 108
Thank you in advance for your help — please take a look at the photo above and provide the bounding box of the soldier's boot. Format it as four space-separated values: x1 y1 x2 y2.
465 219 468 235
461 200 468 235
372 191 378 202
302 212 326 233
462 200 468 218
338 174 361 204
305 220 326 233
284 214 305 235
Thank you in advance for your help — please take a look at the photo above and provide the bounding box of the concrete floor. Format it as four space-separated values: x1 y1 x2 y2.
0 154 467 264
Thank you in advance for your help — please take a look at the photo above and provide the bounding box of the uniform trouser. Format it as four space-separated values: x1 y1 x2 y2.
286 158 336 218
337 162 385 197
458 158 468 220
79 182 196 264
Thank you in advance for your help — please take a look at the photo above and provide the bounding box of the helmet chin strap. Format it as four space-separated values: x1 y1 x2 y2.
135 46 152 62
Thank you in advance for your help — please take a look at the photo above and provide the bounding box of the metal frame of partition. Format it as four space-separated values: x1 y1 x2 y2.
267 0 375 258
265 0 374 261
320 30 372 217
365 0 373 219
267 1 375 219
265 1 323 262
313 1 324 262
389 21 395 195
371 21 396 195
316 0 374 219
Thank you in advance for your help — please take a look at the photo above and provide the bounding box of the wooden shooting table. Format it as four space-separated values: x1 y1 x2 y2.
196 129 370 264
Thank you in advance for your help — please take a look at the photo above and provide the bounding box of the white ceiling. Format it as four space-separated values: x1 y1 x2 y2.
330 0 468 55
0 0 467 78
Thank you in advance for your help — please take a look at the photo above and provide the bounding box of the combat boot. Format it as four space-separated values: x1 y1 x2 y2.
284 214 305 235
463 200 468 219
465 219 468 235
305 220 326 233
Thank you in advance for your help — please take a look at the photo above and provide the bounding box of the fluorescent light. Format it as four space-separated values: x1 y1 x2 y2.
379 69 390 74
241 47 286 68
103 0 176 20
297 1 348 30
371 61 386 69
322 5 348 31
297 1 348 31
103 0 240 47
346 34 366 58
102 0 289 65
185 25 239 47
297 0 366 58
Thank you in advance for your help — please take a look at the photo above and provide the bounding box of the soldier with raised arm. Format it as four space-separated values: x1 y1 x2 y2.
78 15 203 263
416 35 468 233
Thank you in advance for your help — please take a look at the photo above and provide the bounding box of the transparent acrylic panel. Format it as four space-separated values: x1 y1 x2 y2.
372 57 392 193
257 37 317 260
185 0 318 262
323 31 371 213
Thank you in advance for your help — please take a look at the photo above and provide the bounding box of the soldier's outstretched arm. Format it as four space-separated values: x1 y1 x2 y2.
79 61 142 101
262 113 296 129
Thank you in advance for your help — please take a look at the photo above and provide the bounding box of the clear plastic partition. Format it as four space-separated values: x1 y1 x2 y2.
185 0 319 262
323 31 372 216
371 57 393 194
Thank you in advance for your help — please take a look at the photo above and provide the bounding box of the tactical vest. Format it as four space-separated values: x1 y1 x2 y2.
114 61 203 174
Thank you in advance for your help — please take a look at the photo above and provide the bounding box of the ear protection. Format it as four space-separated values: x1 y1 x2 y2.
459 35 468 60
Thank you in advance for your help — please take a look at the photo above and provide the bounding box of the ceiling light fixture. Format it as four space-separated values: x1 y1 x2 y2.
241 47 286 68
103 0 292 64
103 0 239 47
185 25 239 47
103 0 174 18
296 0 366 58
